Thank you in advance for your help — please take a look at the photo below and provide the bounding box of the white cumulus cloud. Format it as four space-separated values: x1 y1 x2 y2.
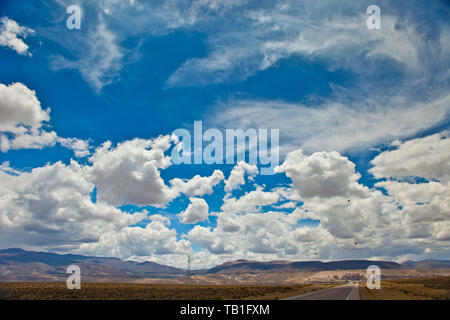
276 149 367 199
0 82 90 156
86 136 178 207
370 132 450 183
179 197 210 224
0 161 145 250
170 169 224 197
224 161 258 193
0 17 34 56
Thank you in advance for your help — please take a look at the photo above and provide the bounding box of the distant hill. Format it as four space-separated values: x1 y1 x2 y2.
205 259 402 274
401 260 450 269
0 248 448 282
0 248 184 282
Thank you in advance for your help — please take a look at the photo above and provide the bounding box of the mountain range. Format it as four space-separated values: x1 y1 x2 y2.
1 248 449 282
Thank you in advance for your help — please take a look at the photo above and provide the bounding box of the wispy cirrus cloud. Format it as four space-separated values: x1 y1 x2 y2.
49 17 123 92
44 0 247 91
209 92 450 155
38 0 450 93
166 0 450 87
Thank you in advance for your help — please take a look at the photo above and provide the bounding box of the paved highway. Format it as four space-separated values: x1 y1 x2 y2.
283 283 361 300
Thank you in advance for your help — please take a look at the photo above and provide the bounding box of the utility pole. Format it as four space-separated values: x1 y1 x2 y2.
186 254 191 285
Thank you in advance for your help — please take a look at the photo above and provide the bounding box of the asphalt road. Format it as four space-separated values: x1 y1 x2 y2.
283 283 361 300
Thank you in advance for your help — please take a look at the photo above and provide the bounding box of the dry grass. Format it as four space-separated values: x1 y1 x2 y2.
360 276 450 300
0 282 337 300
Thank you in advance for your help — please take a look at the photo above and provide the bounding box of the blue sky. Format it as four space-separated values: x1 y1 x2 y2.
0 0 449 268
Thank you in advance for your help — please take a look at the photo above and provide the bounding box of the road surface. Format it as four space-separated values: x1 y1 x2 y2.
283 283 360 300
